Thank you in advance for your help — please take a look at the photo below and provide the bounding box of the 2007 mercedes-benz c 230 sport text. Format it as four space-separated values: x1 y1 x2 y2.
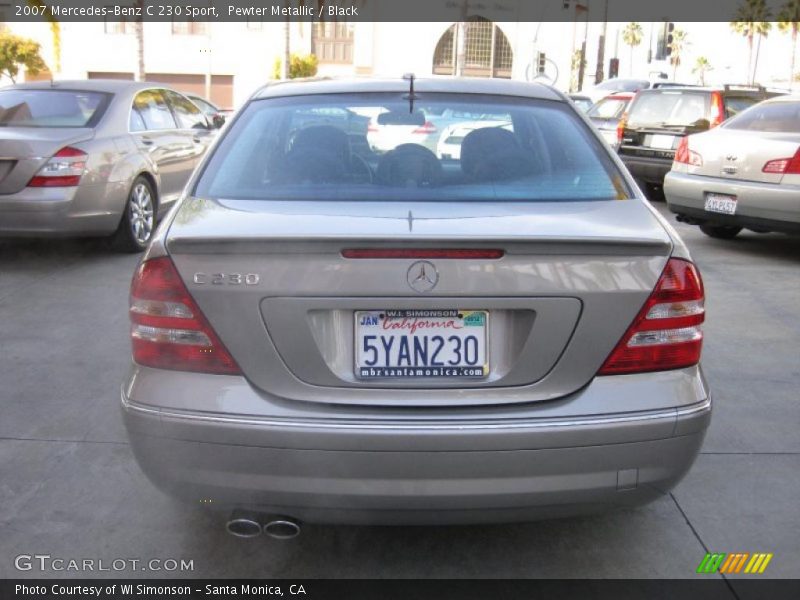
121 77 711 535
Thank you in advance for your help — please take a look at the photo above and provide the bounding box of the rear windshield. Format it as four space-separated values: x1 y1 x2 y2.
723 100 800 133
0 89 110 128
194 93 628 202
588 96 629 119
627 91 709 127
723 96 771 120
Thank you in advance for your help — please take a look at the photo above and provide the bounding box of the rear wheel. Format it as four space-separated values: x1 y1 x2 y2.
699 224 742 239
111 176 157 252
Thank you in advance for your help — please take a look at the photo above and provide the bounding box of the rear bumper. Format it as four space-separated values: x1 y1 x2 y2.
665 171 800 233
122 366 711 525
0 183 125 236
619 154 673 185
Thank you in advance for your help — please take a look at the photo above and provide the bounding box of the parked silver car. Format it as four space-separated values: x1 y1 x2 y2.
122 78 711 534
666 95 800 238
0 80 215 251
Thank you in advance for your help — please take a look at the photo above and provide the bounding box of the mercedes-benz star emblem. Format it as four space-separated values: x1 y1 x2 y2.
407 260 439 293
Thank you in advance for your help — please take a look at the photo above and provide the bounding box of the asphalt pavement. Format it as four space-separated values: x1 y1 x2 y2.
0 202 798 585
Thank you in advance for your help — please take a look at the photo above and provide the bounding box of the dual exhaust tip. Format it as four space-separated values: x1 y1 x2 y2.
226 511 301 539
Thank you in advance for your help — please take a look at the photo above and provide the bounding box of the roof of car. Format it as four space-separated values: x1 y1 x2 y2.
3 79 161 93
254 77 563 102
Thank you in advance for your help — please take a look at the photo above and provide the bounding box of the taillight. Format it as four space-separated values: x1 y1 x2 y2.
616 112 627 144
762 147 800 174
598 258 704 375
412 121 437 135
709 92 724 128
27 146 87 187
673 137 703 166
129 257 241 375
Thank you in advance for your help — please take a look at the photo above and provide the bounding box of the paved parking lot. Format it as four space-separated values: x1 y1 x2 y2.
1 202 798 583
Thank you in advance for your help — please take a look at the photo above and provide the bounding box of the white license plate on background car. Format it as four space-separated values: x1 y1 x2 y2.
650 134 676 149
705 193 738 215
355 309 488 379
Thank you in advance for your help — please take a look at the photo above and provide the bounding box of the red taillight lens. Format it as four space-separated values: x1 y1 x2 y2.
27 146 87 188
598 258 704 375
342 248 504 259
412 121 437 134
616 112 627 144
762 147 800 174
709 92 724 128
673 137 703 167
129 257 241 375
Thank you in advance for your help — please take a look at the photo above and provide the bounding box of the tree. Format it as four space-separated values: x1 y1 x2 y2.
134 0 145 81
668 29 689 80
693 56 713 85
0 31 47 83
730 0 773 84
622 22 643 77
778 0 800 87
272 54 318 80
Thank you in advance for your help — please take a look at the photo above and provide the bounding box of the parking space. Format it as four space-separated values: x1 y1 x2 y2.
0 203 798 579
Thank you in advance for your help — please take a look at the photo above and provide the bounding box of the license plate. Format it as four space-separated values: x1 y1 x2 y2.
650 134 676 149
355 309 488 379
704 193 738 215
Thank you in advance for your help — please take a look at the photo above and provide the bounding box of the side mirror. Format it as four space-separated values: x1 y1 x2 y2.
212 113 226 129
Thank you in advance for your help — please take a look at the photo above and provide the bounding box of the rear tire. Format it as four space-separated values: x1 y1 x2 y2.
110 176 157 253
699 224 742 239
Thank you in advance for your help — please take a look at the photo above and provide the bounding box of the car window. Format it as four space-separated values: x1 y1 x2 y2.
165 90 207 129
0 90 110 128
190 97 217 116
195 93 628 203
587 97 629 119
129 108 146 132
132 89 177 130
627 91 709 127
723 95 762 119
723 101 800 133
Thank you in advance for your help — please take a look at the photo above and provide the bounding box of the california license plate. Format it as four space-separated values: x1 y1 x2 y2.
650 134 676 149
705 193 737 215
355 309 488 379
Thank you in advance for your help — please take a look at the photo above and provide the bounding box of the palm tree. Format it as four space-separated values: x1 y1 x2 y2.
730 0 773 84
778 0 800 87
134 0 144 81
621 22 643 77
668 29 689 80
692 56 713 85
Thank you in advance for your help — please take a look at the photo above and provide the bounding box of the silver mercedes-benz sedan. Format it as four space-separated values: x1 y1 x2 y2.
0 80 215 251
122 78 711 536
666 95 800 238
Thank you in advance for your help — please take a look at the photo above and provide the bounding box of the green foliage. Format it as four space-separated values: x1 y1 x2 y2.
730 0 773 38
693 56 713 85
272 54 319 80
777 0 800 33
0 31 47 83
622 22 644 48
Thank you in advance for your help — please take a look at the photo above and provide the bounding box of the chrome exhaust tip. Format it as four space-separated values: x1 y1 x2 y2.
263 517 301 540
225 512 263 538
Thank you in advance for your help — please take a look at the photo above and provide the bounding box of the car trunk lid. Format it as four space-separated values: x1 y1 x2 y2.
165 197 673 407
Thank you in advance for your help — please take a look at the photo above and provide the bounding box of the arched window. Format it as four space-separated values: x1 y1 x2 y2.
432 18 513 78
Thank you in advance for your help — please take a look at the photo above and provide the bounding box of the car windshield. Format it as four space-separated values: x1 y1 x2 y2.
627 91 709 127
722 100 799 131
0 89 110 127
195 93 628 202
588 97 629 119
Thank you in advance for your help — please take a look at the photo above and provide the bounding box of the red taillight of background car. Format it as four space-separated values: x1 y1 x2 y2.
616 112 628 144
27 146 87 187
673 137 703 167
709 91 724 128
129 257 241 375
598 258 705 375
762 147 800 174
412 121 437 135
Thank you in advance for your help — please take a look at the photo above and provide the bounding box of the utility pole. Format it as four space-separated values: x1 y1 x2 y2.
594 0 608 84
455 0 468 76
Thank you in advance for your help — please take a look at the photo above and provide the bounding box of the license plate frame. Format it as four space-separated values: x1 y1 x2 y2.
704 192 738 215
354 309 489 380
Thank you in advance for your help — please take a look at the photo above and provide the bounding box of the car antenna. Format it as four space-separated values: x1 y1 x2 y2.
402 73 418 114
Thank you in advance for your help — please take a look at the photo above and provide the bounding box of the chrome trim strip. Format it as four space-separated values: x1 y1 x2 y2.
121 391 711 432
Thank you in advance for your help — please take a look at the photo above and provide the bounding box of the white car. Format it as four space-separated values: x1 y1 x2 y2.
436 120 512 160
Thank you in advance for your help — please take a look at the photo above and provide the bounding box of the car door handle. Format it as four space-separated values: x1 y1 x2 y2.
140 137 154 146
